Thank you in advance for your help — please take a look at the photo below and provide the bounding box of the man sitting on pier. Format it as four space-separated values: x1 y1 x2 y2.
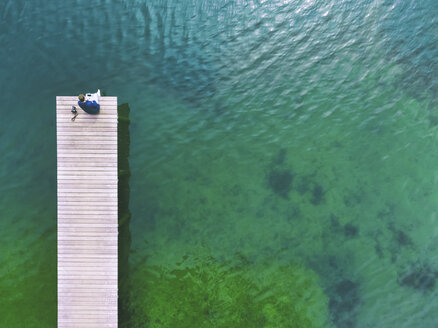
78 89 101 114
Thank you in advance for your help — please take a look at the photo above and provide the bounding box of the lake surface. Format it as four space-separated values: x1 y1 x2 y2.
1 0 438 327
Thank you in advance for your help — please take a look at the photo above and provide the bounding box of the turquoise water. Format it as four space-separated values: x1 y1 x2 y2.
1 0 438 326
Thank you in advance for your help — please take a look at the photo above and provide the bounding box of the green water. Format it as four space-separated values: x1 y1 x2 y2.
1 0 438 327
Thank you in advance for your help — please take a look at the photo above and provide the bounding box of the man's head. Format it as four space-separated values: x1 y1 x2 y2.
78 94 85 102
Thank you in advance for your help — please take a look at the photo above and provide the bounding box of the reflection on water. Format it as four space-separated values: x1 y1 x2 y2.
0 0 438 327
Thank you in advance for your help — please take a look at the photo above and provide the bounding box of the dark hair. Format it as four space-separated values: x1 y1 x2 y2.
78 94 85 102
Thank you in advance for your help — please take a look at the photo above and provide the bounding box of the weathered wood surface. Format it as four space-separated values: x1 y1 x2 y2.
57 96 118 328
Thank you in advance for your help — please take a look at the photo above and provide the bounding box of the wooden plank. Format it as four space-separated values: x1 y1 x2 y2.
56 103 117 107
57 252 118 257
56 131 117 135
56 115 117 120
57 136 117 141
57 101 117 105
57 148 118 153
58 261 117 267
58 293 118 299
56 128 117 133
57 186 118 191
58 293 117 299
57 145 118 150
57 181 117 186
58 270 117 275
58 204 118 208
57 253 117 258
58 203 118 207
58 262 117 267
56 146 118 151
58 236 118 241
56 174 117 179
58 226 118 231
57 153 118 158
56 117 118 123
58 299 117 305
56 135 117 140
57 96 117 100
57 163 118 168
57 198 118 203
58 167 118 174
57 196 118 201
57 124 117 129
55 113 117 117
58 212 118 216
57 159 118 164
57 220 118 225
58 236 117 245
57 139 117 143
57 123 117 128
57 191 117 196
57 100 117 105
57 129 118 134
56 117 117 122
56 112 117 117
57 180 118 184
58 178 118 183
56 104 117 109
58 202 117 209
57 192 118 197
57 123 117 129
56 115 118 121
57 212 118 217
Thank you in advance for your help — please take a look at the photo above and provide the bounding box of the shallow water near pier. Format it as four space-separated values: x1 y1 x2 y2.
1 0 438 327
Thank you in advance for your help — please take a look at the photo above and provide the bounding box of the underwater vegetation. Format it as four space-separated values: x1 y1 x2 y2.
129 254 332 328
398 262 438 292
0 223 56 327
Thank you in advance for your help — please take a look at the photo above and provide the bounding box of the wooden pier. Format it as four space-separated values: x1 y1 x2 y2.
56 96 118 327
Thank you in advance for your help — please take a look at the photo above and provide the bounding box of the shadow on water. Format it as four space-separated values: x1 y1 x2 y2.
117 103 132 327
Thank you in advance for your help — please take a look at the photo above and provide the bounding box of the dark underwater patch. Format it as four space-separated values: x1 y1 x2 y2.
330 214 342 233
267 169 293 199
428 114 438 127
286 206 301 222
295 174 311 195
329 279 361 328
294 174 325 205
387 223 413 248
344 223 359 238
343 189 363 207
398 263 438 292
394 229 413 247
311 183 324 205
